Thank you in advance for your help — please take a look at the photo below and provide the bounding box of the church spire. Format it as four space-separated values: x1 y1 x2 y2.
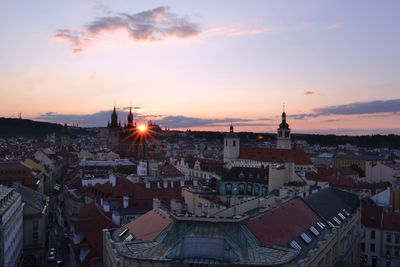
229 122 234 133
110 103 119 127
279 104 289 130
127 104 134 126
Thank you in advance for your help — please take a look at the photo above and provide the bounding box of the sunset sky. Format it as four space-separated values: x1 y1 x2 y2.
1 0 399 134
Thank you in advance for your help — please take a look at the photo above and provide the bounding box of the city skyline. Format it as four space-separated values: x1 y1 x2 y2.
1 0 400 134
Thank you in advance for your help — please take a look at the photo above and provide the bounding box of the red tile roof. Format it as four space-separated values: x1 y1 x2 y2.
307 170 391 195
246 198 320 246
125 208 173 241
161 162 184 178
0 161 38 186
239 147 312 165
75 203 117 265
361 205 383 229
362 204 400 231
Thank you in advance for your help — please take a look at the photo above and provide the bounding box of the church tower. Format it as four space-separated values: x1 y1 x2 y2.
223 124 240 162
277 107 291 149
108 105 121 150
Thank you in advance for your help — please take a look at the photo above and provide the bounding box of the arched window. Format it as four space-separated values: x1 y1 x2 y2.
246 184 253 194
238 183 245 194
233 140 236 147
225 183 232 194
254 185 260 195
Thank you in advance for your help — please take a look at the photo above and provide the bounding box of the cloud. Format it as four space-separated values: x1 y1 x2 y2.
34 111 273 129
296 128 400 136
157 116 252 128
314 99 400 116
327 21 344 30
304 90 314 95
203 27 275 37
290 98 400 119
55 6 200 52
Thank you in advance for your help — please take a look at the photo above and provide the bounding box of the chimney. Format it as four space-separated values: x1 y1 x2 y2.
123 195 129 209
112 211 121 226
109 173 116 187
145 181 151 189
153 198 161 209
103 201 110 212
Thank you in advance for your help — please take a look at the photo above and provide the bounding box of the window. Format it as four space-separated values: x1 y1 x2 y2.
233 141 236 147
225 183 232 194
238 183 245 194
387 233 392 243
385 261 391 267
254 185 260 195
370 243 375 252
32 220 39 245
371 256 378 267
395 234 400 244
300 233 312 244
394 247 399 257
310 226 320 236
386 247 391 256
198 203 202 208
371 230 376 240
261 186 267 196
361 242 365 252
289 240 302 250
246 184 253 194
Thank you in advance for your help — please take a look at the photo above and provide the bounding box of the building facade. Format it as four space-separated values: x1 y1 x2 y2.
0 186 23 267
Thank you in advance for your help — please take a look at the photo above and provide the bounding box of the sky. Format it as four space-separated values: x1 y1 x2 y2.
0 0 399 134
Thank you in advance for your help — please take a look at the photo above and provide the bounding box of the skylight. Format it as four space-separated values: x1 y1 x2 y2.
289 240 302 250
317 222 326 229
125 234 134 241
333 216 341 225
309 226 320 236
300 233 312 244
327 221 335 228
338 212 346 220
118 228 128 237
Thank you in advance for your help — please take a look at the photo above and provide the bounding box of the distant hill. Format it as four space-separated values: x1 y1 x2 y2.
0 118 92 138
291 133 400 149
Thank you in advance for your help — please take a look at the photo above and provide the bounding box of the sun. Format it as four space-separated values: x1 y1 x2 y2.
137 124 148 133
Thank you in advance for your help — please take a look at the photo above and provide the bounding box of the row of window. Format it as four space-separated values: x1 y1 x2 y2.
0 170 28 175
225 183 267 195
197 202 220 209
370 230 400 244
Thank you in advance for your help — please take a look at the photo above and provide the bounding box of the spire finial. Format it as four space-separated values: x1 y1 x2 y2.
283 102 285 112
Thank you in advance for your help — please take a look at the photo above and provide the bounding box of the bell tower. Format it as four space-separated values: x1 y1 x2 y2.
277 105 291 149
223 123 240 162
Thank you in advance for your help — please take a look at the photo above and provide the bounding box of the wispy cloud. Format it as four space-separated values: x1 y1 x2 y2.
203 26 275 37
35 111 272 129
290 98 400 120
304 90 314 95
314 99 400 116
326 21 344 30
54 6 200 52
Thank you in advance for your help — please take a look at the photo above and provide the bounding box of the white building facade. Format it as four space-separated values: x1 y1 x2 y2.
0 187 23 267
